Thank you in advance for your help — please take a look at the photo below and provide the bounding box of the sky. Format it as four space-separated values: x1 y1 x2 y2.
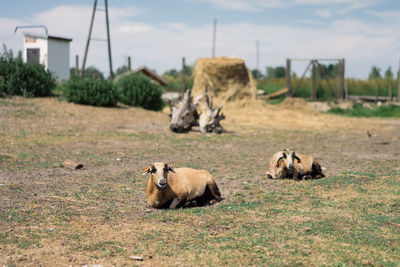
1 0 399 79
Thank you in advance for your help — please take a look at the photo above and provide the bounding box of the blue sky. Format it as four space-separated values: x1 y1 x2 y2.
1 0 399 78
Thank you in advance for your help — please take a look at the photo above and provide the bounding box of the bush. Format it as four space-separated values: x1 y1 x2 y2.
0 45 55 97
162 74 193 92
116 73 163 110
61 78 118 107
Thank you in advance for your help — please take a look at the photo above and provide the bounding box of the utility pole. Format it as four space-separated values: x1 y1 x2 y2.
256 40 260 78
81 0 97 77
81 0 114 79
212 19 217 58
105 0 113 79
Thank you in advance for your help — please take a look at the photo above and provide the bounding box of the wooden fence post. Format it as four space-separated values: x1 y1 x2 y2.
375 83 378 103
311 60 317 100
75 55 79 77
286 58 291 96
181 57 186 95
398 59 400 101
128 56 131 71
389 84 392 101
338 58 345 100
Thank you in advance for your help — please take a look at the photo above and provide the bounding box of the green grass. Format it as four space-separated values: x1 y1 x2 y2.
257 77 399 100
266 95 286 105
328 103 400 117
120 170 400 265
1 96 400 265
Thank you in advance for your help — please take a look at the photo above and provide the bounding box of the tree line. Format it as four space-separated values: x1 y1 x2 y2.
252 64 397 80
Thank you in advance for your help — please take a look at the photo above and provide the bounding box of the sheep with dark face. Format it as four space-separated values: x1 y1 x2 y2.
266 149 325 180
144 162 222 209
266 149 301 179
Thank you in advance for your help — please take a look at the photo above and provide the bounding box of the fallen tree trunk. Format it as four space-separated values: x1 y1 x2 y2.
199 90 225 133
169 89 202 133
258 88 288 100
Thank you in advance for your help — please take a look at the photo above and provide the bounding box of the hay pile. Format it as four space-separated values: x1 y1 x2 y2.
192 57 256 103
276 97 317 114
177 57 370 132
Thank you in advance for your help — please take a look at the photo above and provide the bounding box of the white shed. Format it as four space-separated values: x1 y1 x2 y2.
23 34 72 80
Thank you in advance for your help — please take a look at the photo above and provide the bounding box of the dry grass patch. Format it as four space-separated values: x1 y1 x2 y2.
1 97 400 266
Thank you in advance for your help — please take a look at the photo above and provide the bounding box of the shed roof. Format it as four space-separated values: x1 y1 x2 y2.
24 33 72 42
114 65 168 86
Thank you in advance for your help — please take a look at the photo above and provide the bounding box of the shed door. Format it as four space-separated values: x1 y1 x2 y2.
27 48 40 64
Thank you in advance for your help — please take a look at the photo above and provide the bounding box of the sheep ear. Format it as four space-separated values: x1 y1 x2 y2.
276 156 284 167
168 165 176 173
143 166 151 176
294 153 301 163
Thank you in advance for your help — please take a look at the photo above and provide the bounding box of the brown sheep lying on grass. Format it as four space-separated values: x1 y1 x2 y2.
143 162 222 209
266 149 325 180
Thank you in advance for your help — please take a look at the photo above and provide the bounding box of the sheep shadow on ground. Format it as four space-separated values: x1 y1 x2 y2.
157 186 224 209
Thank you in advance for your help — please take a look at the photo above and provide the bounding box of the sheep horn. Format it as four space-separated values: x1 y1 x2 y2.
143 167 151 175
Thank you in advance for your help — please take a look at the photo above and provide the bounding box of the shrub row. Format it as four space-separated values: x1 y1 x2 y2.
61 78 118 107
116 74 163 110
61 73 163 110
0 46 56 97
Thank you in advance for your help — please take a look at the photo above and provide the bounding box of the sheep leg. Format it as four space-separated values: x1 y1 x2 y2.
292 170 301 181
169 197 182 209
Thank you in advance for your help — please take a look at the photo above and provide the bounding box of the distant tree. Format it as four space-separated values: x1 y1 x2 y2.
70 67 78 79
116 65 129 76
83 66 104 80
164 68 179 77
251 69 263 79
266 66 285 78
316 63 338 79
182 65 192 76
164 65 192 77
384 67 393 79
292 72 297 78
69 66 104 80
369 66 381 80
266 67 274 77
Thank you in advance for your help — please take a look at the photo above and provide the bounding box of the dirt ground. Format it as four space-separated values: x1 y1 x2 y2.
1 97 399 266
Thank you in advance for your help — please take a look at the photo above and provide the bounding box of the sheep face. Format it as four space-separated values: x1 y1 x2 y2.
277 150 300 172
143 162 175 190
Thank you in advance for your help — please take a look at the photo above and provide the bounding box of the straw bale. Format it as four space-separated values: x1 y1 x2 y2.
192 57 256 103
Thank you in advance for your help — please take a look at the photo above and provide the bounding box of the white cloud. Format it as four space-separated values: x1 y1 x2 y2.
119 24 153 34
1 4 399 79
199 0 379 11
367 9 400 23
315 9 332 18
0 17 28 52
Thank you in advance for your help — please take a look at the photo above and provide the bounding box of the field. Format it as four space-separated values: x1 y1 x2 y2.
256 77 398 100
1 97 400 266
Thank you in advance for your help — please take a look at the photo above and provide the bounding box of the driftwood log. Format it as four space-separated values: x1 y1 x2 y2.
169 89 202 133
199 90 225 133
